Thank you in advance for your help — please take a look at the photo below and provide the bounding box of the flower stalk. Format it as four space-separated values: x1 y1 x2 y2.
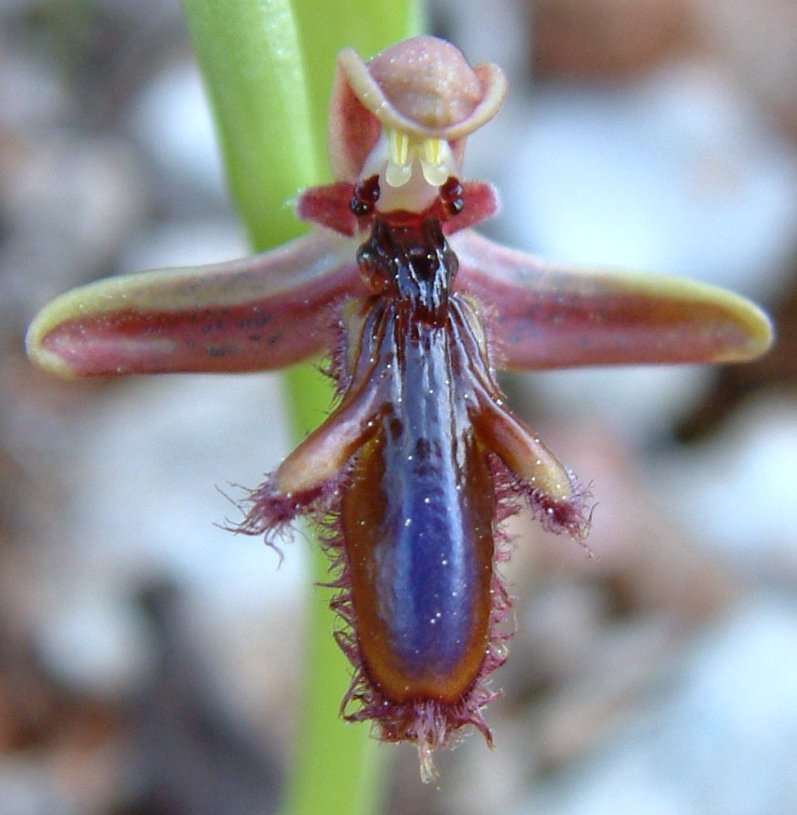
182 1 420 813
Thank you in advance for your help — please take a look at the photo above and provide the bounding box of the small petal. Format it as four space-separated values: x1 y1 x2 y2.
297 179 499 236
26 231 364 378
454 231 773 369
443 181 499 234
297 182 359 236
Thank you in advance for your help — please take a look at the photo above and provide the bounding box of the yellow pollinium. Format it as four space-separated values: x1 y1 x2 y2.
384 128 455 188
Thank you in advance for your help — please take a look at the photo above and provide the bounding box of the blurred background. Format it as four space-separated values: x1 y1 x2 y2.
2 1 797 813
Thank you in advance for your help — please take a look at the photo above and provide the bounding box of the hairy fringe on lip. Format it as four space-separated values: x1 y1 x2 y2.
230 312 594 779
320 459 515 782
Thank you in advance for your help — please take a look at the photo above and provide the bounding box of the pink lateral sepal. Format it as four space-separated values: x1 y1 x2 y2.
26 231 366 378
453 231 773 369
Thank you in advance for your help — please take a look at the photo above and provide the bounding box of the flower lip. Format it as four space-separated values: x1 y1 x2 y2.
337 35 508 141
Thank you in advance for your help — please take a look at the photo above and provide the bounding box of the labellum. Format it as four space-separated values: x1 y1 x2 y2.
26 36 773 780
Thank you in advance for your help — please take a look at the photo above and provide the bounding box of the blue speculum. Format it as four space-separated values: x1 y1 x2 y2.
343 216 496 703
240 186 592 770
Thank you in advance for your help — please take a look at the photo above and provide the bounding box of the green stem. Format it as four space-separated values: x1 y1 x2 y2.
181 2 421 814
183 0 318 248
283 367 385 815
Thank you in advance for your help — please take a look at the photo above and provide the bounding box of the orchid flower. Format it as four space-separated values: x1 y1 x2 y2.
26 36 772 780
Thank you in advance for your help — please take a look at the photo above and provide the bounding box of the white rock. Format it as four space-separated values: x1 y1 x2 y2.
657 395 797 567
492 59 797 303
128 59 227 201
30 373 304 698
514 596 797 815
